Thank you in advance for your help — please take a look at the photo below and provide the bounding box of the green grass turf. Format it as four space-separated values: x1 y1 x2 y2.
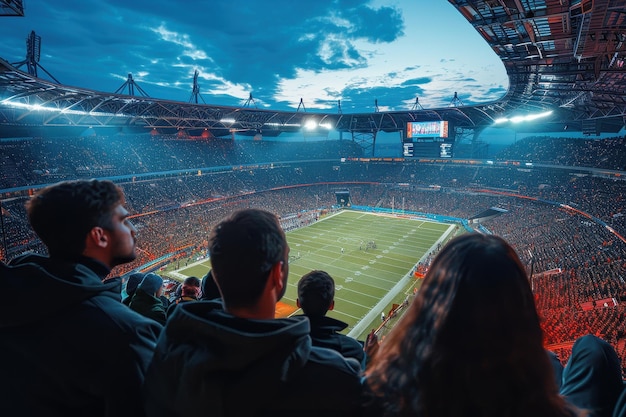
176 210 455 340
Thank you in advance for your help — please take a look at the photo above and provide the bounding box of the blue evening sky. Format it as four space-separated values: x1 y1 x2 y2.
0 0 508 113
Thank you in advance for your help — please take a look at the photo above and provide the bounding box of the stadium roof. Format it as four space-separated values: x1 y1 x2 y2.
452 0 626 135
0 0 625 138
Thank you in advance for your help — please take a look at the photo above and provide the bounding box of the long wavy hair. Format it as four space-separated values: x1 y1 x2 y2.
365 233 579 417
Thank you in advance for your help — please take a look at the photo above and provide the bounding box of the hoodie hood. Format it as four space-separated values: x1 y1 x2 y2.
304 314 349 336
167 300 311 376
144 300 316 416
1 253 120 327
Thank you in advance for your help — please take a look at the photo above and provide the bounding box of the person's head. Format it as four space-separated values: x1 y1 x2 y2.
366 233 572 417
138 273 164 297
26 179 136 268
297 270 335 317
181 276 201 298
124 272 144 298
200 269 221 301
208 208 289 317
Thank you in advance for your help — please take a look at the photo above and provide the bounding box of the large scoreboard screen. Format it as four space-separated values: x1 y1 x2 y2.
403 142 453 158
406 120 449 141
439 143 453 158
404 120 453 158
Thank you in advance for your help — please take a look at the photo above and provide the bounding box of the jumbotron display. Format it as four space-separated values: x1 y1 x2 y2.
406 120 449 140
403 142 454 158
404 120 453 158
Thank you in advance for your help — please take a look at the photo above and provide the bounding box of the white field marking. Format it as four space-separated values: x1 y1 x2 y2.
348 222 456 338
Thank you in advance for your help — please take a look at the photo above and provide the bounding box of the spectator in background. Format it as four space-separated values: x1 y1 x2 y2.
363 233 581 417
159 291 171 310
143 208 362 416
130 273 167 325
560 334 623 417
296 270 365 367
166 276 201 317
200 269 221 301
0 179 161 417
122 271 144 306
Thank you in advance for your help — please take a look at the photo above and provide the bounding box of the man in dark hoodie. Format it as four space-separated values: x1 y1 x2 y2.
143 208 362 417
0 179 162 417
130 272 167 325
296 270 365 368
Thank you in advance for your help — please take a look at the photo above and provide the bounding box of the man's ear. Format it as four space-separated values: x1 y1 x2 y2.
270 261 285 294
329 300 335 311
88 227 109 249
296 298 301 308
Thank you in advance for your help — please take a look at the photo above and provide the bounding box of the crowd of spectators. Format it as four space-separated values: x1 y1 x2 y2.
0 135 363 189
2 133 626 375
496 135 626 170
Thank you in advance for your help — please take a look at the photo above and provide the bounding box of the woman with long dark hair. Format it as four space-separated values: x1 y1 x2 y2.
364 233 582 417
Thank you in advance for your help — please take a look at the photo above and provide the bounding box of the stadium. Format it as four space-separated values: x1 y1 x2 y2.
2 0 626 411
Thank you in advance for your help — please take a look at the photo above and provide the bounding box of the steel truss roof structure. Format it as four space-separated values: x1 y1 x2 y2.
451 0 626 134
0 0 24 17
1 0 625 139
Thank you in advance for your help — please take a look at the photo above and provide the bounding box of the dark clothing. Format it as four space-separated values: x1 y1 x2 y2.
143 300 363 417
297 314 365 367
166 295 198 317
159 294 171 308
0 253 162 417
613 385 626 417
130 288 167 325
561 334 623 417
548 349 564 389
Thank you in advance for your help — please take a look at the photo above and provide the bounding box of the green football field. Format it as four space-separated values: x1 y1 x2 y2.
175 210 455 340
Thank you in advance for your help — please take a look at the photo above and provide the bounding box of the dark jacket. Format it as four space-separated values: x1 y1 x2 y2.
143 300 363 417
297 314 365 367
560 334 624 417
548 349 564 389
0 253 162 417
613 385 626 417
166 295 198 317
130 289 167 325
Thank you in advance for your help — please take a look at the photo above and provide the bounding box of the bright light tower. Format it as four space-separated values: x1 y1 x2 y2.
12 31 60 83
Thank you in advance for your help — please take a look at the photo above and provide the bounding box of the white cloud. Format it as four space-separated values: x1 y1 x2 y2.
151 24 212 62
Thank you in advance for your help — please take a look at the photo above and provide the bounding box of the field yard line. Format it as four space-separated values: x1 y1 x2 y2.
347 223 457 338
317 209 344 222
173 257 211 280
169 271 187 280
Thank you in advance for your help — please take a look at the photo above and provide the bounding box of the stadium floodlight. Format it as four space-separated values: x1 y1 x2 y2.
264 122 301 127
220 118 236 124
303 120 333 130
525 110 553 121
3 100 126 118
493 110 553 124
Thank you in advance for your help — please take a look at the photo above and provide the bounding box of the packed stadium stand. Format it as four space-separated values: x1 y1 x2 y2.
4 1 626 415
1 133 625 377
